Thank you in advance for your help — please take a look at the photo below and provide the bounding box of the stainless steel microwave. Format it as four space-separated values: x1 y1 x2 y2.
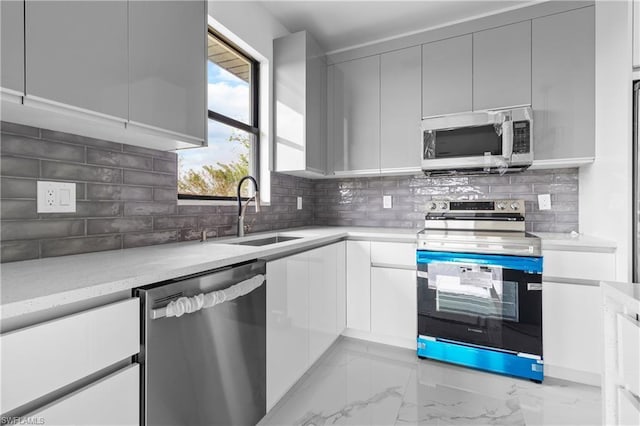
421 106 533 175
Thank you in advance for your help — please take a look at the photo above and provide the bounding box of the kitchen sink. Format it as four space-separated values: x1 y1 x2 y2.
231 236 303 246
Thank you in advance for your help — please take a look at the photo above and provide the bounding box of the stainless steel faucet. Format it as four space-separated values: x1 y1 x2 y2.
237 176 260 237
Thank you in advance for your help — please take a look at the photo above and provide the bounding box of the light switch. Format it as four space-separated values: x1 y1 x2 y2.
383 195 392 209
538 194 551 211
37 181 76 213
59 188 71 206
297 196 303 210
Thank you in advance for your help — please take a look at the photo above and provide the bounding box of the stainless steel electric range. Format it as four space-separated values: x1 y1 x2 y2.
416 199 544 382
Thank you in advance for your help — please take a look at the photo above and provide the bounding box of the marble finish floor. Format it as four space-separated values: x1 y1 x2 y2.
259 337 601 426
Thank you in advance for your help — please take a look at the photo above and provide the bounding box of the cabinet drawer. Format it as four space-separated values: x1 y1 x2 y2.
542 250 615 281
29 364 139 426
1 299 139 413
617 313 640 397
370 242 416 268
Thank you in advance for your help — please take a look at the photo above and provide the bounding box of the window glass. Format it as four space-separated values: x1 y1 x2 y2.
177 31 258 200
178 120 253 198
207 34 251 124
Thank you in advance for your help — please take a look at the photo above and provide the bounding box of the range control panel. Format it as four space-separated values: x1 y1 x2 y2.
425 199 525 214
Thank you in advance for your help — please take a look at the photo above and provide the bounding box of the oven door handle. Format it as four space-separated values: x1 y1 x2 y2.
151 274 265 320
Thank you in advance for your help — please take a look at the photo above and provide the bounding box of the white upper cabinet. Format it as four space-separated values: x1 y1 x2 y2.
473 21 531 111
1 0 24 97
422 34 472 117
380 46 422 172
329 55 381 174
274 31 327 176
129 0 206 142
532 6 595 166
25 1 128 119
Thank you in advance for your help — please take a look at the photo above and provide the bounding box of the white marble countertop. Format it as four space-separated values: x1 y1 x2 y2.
0 227 416 320
533 232 617 252
0 226 613 320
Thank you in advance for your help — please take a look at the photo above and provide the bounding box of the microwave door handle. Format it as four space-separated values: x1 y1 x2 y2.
501 121 513 160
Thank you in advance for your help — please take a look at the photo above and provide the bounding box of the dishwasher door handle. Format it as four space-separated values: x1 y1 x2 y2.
151 274 265 320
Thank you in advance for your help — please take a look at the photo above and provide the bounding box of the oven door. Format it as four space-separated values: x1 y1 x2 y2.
417 250 543 356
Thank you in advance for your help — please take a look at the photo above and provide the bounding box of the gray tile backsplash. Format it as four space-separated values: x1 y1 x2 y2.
311 170 579 233
0 121 578 262
1 122 314 262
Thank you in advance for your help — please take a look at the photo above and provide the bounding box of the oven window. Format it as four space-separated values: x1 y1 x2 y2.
431 125 502 159
428 262 519 321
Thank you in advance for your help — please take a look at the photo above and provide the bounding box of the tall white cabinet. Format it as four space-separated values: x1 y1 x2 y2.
531 6 595 166
329 56 381 174
266 242 346 411
274 31 327 176
380 46 422 172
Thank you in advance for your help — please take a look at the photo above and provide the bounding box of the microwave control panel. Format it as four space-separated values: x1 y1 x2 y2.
513 121 530 154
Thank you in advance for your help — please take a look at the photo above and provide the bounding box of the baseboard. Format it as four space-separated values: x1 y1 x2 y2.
341 328 417 350
545 363 601 387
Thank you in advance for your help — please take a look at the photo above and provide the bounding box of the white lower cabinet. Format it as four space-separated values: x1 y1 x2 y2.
29 364 139 426
541 247 616 385
266 242 345 411
371 267 417 346
345 241 418 349
543 282 602 385
266 252 309 411
1 299 140 414
346 240 372 332
309 244 338 364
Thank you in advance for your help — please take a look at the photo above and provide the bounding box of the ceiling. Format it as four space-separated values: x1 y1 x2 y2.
260 1 536 53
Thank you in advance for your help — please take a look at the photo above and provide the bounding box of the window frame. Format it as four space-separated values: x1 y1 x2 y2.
178 28 260 202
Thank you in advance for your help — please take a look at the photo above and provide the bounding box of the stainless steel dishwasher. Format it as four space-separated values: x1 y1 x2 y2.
136 260 266 426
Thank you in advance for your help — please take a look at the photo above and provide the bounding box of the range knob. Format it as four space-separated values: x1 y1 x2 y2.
428 202 437 210
496 202 507 210
510 202 520 211
438 202 448 210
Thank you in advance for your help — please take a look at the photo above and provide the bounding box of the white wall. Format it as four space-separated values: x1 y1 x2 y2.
207 1 290 202
580 0 634 282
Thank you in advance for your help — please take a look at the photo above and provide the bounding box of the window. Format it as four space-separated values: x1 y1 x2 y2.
178 29 259 200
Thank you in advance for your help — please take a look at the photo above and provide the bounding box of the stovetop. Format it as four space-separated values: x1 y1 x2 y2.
417 200 541 256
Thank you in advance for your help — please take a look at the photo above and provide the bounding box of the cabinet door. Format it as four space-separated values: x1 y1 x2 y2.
371 267 417 342
473 21 531 110
25 1 128 118
331 56 380 173
380 46 422 171
422 35 472 117
30 364 139 426
543 281 601 384
309 244 338 364
266 254 309 410
346 240 371 332
336 241 347 336
532 7 595 162
129 0 206 140
274 31 306 172
305 33 327 174
1 0 24 94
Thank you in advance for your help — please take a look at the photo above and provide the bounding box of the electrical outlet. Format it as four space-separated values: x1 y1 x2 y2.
538 194 552 211
383 195 392 209
37 181 76 213
297 196 302 210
